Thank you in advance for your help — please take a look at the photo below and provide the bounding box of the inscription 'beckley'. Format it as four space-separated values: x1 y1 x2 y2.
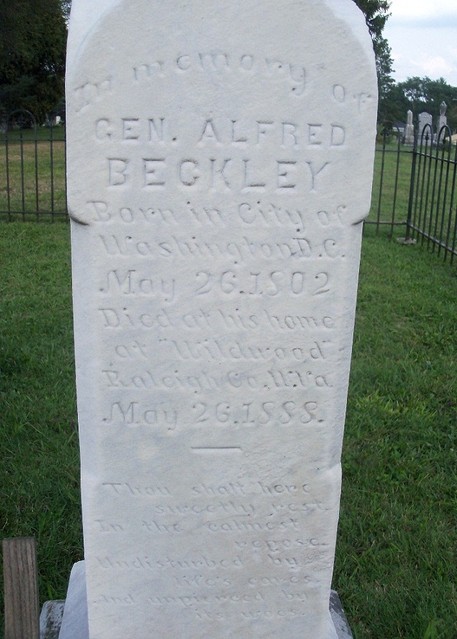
65 1 377 638
106 157 331 193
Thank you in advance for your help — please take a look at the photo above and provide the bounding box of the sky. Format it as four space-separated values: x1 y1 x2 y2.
384 0 457 86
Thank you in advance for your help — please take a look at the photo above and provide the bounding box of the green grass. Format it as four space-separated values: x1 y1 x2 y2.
0 126 66 142
0 224 80 614
337 227 457 638
1 223 457 638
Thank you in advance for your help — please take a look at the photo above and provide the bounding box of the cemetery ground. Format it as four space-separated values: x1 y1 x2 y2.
1 222 456 639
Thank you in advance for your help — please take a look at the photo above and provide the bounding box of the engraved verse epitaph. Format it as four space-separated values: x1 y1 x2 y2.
66 1 377 637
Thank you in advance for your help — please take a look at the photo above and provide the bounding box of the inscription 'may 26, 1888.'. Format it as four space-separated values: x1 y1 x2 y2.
66 1 377 638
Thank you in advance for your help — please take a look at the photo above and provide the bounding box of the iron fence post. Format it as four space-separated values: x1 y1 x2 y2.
405 126 418 240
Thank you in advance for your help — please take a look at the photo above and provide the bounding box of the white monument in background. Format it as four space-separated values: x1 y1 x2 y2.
62 1 377 637
404 110 415 145
418 111 433 143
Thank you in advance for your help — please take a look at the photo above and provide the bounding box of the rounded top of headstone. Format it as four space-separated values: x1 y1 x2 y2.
66 0 378 225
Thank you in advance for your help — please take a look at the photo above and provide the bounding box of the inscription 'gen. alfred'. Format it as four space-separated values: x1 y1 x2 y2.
95 117 345 148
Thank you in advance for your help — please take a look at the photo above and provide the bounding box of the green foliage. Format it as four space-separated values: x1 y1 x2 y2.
382 76 457 129
400 77 457 130
0 0 67 122
353 0 392 65
353 0 395 120
378 83 410 125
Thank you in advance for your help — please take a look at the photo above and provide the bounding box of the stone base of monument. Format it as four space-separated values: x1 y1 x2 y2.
39 562 353 639
39 600 65 639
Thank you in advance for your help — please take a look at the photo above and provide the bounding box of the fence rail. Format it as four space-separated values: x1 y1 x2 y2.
363 124 457 264
0 114 67 222
406 124 457 264
366 131 413 235
1 117 457 265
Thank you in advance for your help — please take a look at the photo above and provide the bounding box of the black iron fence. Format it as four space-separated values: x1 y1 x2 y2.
367 124 457 265
406 125 457 263
367 128 413 235
1 113 457 264
0 110 67 221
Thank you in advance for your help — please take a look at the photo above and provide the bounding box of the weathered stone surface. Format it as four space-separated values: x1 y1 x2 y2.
419 111 433 142
66 1 377 637
39 601 64 639
55 563 352 639
58 563 88 639
404 109 415 145
330 591 353 639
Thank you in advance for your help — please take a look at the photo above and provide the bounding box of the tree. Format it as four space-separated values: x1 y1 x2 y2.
353 0 395 122
397 77 457 131
377 83 409 125
0 0 67 123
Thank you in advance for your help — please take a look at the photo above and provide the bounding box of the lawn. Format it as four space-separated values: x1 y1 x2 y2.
0 222 456 638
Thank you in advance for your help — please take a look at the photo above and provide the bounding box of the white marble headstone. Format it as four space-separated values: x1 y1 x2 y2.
418 111 433 142
66 1 377 637
404 110 415 145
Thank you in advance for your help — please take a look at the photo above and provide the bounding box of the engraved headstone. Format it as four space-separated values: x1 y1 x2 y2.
418 111 433 143
404 109 415 145
64 1 377 637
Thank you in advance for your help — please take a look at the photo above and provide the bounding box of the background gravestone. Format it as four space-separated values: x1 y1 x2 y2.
64 1 377 637
418 111 433 143
404 109 415 145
